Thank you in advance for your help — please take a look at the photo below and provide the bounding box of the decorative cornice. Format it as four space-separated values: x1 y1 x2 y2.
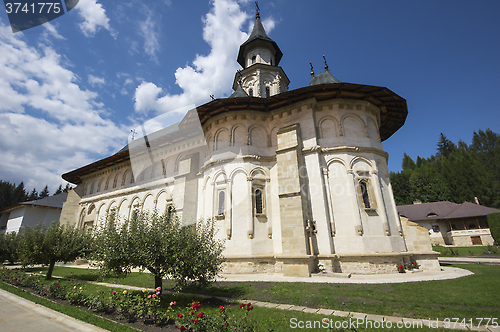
80 179 170 204
200 154 276 173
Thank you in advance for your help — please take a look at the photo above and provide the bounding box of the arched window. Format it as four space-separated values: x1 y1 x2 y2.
252 55 256 64
113 173 119 188
265 86 270 98
255 189 263 214
360 181 370 209
249 88 253 97
218 191 225 215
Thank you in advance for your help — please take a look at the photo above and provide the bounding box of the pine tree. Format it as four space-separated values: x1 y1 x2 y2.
401 153 416 171
437 133 456 158
63 183 72 193
27 188 38 201
13 182 26 203
39 185 49 199
54 184 63 195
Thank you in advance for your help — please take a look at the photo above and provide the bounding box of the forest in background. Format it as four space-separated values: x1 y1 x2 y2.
0 182 72 211
390 129 500 208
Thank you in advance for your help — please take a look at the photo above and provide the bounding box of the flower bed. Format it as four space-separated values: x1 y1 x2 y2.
0 268 258 331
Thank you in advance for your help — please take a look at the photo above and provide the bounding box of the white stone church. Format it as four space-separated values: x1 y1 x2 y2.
60 11 439 277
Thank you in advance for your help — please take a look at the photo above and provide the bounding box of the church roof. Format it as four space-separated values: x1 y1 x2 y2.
309 70 341 86
198 82 408 140
237 15 283 67
229 84 249 98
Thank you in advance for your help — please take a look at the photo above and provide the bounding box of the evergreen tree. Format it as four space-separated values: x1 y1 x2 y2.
54 184 63 195
63 183 72 193
27 188 38 201
39 185 49 199
437 133 456 158
13 182 26 203
401 153 416 171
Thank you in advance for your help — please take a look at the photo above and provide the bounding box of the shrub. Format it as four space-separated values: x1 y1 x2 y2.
0 232 18 264
487 212 500 243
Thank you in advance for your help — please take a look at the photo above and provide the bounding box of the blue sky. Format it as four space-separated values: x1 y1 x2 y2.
0 0 499 193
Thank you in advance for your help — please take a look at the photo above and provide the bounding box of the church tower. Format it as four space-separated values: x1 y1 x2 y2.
232 6 289 98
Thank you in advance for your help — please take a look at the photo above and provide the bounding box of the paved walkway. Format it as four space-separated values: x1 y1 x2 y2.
58 262 474 284
438 257 500 265
0 288 108 332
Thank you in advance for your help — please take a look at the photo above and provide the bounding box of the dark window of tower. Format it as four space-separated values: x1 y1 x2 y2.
218 191 225 215
255 189 263 214
265 86 270 98
360 181 370 209
252 55 256 64
249 88 253 97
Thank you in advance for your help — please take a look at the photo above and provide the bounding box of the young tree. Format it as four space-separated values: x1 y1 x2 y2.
0 232 18 264
92 208 225 293
91 210 134 276
17 222 91 279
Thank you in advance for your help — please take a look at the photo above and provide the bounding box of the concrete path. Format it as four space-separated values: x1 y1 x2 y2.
56 263 474 284
438 257 500 265
0 288 108 332
216 266 473 284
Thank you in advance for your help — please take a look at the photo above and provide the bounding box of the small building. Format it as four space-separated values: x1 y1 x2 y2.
397 201 498 246
0 192 68 234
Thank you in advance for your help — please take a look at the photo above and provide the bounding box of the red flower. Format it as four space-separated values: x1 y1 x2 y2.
191 311 194 315
198 312 204 318
178 313 183 318
247 306 253 311
239 304 245 309
247 303 251 307
194 318 198 323
179 326 186 331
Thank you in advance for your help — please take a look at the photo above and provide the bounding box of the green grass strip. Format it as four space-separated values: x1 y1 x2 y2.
0 281 137 332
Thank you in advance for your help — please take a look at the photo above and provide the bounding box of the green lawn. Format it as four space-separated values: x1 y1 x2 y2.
432 245 500 257
25 264 500 322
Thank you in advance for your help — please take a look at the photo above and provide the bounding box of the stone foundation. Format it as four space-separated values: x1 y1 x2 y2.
223 258 282 274
223 252 440 275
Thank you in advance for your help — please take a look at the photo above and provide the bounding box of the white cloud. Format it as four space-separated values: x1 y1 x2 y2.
75 0 115 37
134 0 251 115
88 74 106 86
138 7 160 61
0 22 126 192
42 22 65 40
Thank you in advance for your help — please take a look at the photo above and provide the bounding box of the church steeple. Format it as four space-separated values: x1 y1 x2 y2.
236 3 283 68
232 3 289 98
